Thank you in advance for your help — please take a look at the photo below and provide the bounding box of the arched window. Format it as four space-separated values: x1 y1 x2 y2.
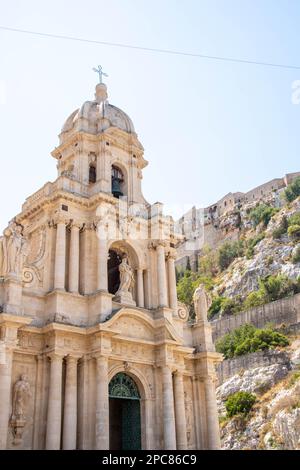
111 165 124 198
89 165 96 184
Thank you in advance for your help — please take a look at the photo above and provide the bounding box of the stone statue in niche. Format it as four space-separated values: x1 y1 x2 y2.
118 256 134 293
10 374 31 445
12 374 31 420
0 223 28 277
114 255 136 306
193 284 212 322
184 391 193 445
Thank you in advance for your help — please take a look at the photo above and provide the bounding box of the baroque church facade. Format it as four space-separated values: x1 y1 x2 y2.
0 78 222 450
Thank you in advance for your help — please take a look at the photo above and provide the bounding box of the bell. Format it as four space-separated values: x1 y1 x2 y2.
112 177 123 198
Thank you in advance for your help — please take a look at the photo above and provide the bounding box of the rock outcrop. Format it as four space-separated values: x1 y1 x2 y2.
216 197 300 299
218 339 300 450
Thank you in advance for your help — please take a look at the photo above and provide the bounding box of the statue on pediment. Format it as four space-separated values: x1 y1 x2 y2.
193 284 212 322
0 223 28 277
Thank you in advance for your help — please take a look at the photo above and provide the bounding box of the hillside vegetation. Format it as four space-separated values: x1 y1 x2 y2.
176 178 300 320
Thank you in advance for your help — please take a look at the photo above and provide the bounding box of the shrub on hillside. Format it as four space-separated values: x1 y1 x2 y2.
198 245 218 277
218 240 244 271
272 216 289 239
292 246 300 264
225 391 256 418
216 324 289 359
259 274 300 302
284 177 300 203
245 233 265 259
288 212 300 226
288 224 300 240
243 290 265 309
208 296 223 320
208 295 243 319
249 204 278 228
176 271 213 318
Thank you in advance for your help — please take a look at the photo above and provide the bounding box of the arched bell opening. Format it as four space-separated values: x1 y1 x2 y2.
111 165 126 198
108 372 141 450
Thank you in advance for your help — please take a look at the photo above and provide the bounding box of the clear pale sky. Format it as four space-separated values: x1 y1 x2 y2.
0 0 299 231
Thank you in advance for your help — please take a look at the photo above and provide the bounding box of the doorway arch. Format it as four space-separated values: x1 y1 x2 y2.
109 372 142 450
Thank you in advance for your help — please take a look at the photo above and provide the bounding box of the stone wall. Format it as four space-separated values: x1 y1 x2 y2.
211 293 300 342
216 350 290 385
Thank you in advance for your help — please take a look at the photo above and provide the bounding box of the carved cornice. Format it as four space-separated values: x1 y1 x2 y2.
53 129 144 159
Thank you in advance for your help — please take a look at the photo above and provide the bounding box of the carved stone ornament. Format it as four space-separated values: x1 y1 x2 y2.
10 374 31 445
177 302 189 321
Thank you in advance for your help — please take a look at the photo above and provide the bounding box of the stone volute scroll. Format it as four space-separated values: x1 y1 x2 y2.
193 284 212 323
10 374 31 445
114 255 136 306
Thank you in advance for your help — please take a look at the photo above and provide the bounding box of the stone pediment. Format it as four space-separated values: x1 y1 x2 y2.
103 309 155 342
102 308 182 344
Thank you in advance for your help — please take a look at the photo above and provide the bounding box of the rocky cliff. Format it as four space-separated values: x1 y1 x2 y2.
215 196 300 300
217 336 300 450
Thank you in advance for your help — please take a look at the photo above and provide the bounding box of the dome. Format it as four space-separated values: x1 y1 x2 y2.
60 83 135 139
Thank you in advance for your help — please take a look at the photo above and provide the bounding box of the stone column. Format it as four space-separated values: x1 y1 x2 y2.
173 372 188 450
167 251 178 311
95 356 109 450
63 356 78 450
33 355 44 449
0 349 13 449
45 353 64 450
54 220 66 290
204 377 221 450
156 242 168 307
69 223 80 293
78 356 89 449
143 269 151 309
96 223 108 292
162 366 177 449
192 377 202 449
44 221 56 292
137 268 144 308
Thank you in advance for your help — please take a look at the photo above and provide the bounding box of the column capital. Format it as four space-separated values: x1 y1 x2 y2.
80 222 94 232
47 351 65 362
54 216 68 226
93 353 109 363
36 354 45 363
48 219 56 228
68 220 82 231
173 369 185 378
166 248 177 260
65 354 81 365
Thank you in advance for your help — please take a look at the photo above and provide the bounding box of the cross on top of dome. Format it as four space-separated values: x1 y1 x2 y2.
92 65 108 84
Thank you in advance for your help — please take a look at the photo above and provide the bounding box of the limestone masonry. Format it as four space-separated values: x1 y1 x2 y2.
0 80 221 450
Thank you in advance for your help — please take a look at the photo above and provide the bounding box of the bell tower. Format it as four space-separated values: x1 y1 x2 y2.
51 77 148 205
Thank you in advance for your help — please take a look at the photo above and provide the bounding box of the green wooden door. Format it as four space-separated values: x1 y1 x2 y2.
109 373 142 450
122 399 141 450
